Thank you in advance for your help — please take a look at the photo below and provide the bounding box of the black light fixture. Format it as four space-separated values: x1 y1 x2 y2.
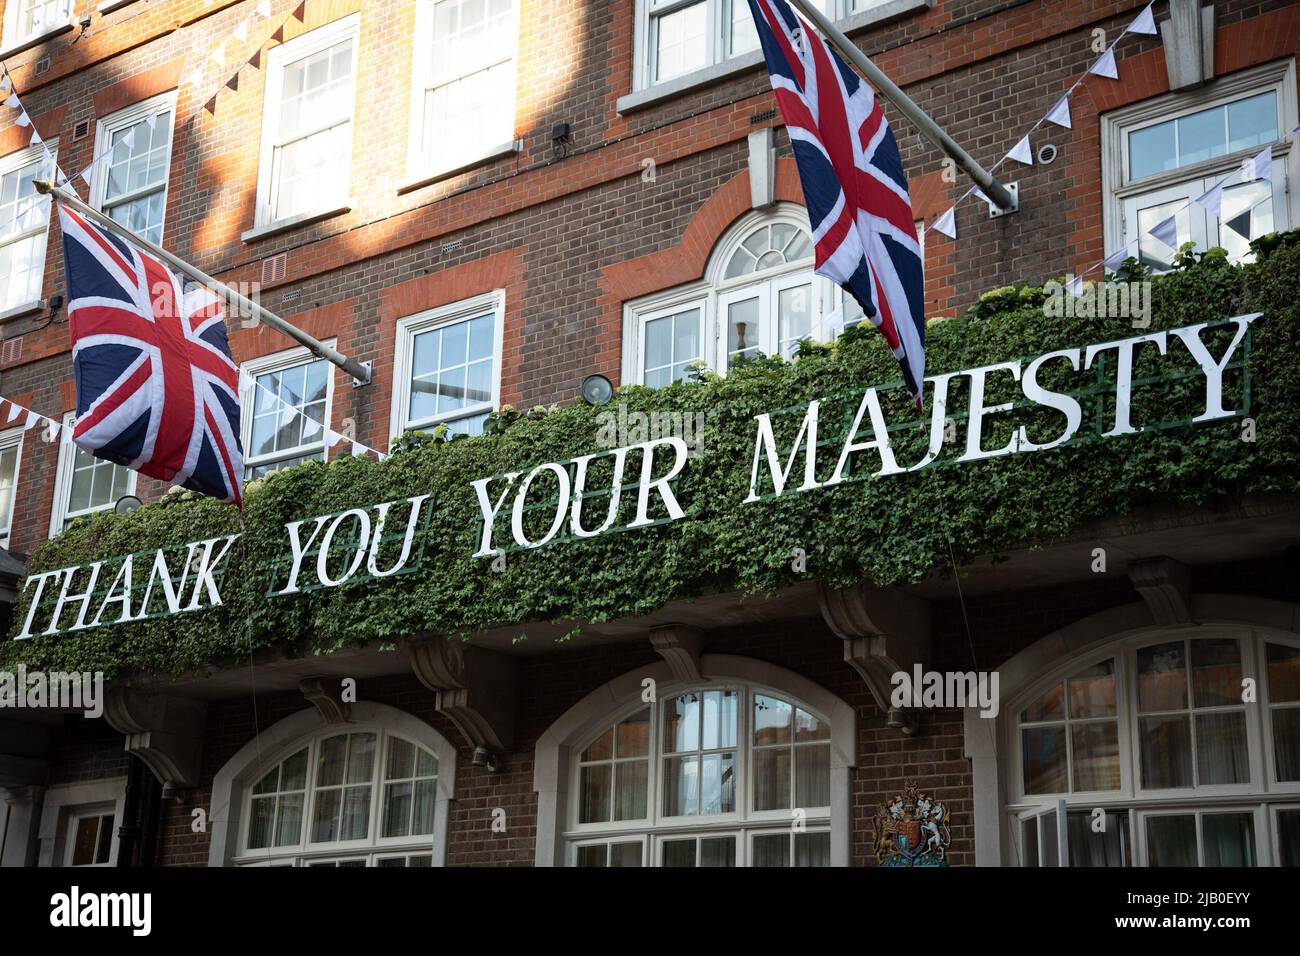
580 374 613 406
114 494 143 515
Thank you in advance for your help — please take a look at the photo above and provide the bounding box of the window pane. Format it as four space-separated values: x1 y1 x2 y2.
1071 721 1120 791
275 793 303 847
1129 120 1176 179
654 2 706 83
1195 711 1248 786
1271 706 1300 782
1136 199 1192 271
752 832 789 867
1191 639 1242 708
283 749 308 790
777 284 811 358
664 693 699 754
663 755 697 816
1140 714 1192 789
340 786 370 840
615 709 650 758
386 738 415 780
1217 179 1273 263
610 842 642 867
1277 809 1300 866
699 752 735 814
698 836 735 867
383 781 413 837
412 780 436 835
794 831 830 867
576 845 606 867
1022 725 1067 794
613 760 648 821
247 798 274 849
1068 660 1116 718
701 690 737 749
727 295 762 361
579 763 611 824
311 788 341 843
1267 643 1300 702
752 746 790 811
795 744 830 807
1202 812 1256 866
662 838 696 867
1176 106 1227 167
1137 641 1188 712
1021 683 1064 723
317 735 346 786
728 0 758 56
1067 810 1129 866
1146 814 1197 866
1226 91 1277 153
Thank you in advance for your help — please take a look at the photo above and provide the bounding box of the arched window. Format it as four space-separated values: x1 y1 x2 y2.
210 704 457 868
568 683 833 867
623 205 925 388
1008 631 1300 867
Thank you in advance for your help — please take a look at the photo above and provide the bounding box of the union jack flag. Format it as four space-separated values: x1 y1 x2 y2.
58 205 244 505
746 0 926 404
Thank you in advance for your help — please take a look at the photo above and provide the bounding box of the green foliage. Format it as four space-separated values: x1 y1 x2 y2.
6 239 1300 679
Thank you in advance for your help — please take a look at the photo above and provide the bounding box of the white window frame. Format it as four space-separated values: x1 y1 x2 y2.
389 289 505 442
232 723 449 867
1101 59 1299 266
564 681 834 867
0 139 58 319
0 427 23 549
64 806 119 867
240 342 336 479
90 90 179 246
407 0 520 182
36 779 129 867
1005 629 1300 867
1 0 74 53
49 411 137 537
628 0 921 96
254 14 360 230
622 204 838 386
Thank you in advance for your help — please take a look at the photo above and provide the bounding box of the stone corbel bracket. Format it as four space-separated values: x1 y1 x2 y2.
819 581 931 735
650 624 705 683
1129 556 1194 626
299 677 352 725
409 634 516 773
104 688 207 802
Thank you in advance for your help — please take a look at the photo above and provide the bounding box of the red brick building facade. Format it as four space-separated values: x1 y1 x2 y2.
0 0 1298 869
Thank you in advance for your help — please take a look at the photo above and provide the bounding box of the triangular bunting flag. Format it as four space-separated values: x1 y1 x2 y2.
1224 210 1253 240
249 49 262 70
351 441 365 458
971 185 990 205
1065 275 1085 297
932 206 957 239
23 409 40 430
210 42 226 67
41 419 59 444
29 130 42 146
1193 181 1224 218
233 19 250 42
226 73 240 92
270 26 284 43
1088 48 1118 80
1045 96 1072 130
327 429 344 449
3 94 19 110
204 96 219 115
1129 3 1157 36
293 2 306 23
302 415 322 439
1250 144 1272 181
239 370 255 394
256 0 272 17
1149 214 1180 250
5 402 20 423
1006 135 1033 167
15 111 30 128
184 70 203 87
1103 247 1130 271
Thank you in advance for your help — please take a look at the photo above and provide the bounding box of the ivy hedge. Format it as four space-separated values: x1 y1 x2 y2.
4 234 1300 680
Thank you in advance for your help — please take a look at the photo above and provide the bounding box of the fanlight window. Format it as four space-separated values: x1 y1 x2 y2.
241 729 439 867
723 222 813 279
571 686 832 867
1012 634 1300 867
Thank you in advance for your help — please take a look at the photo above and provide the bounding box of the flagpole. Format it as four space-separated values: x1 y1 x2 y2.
32 180 373 386
783 0 1017 212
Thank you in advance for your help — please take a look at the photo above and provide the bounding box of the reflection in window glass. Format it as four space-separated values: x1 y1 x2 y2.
407 312 495 436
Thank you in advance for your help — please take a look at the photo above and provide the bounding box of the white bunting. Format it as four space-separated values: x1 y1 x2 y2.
30 130 42 146
302 415 322 439
1103 247 1131 271
6 402 20 423
327 429 344 449
15 111 31 128
1065 275 1086 297
1006 135 1033 167
24 410 41 431
932 206 957 239
233 19 250 43
3 94 19 110
1129 3 1158 36
1193 180 1224 218
1249 144 1272 182
184 70 203 87
239 370 255 394
1045 96 1072 130
210 42 226 67
1089 48 1118 80
351 441 366 458
1149 214 1180 250
971 185 990 206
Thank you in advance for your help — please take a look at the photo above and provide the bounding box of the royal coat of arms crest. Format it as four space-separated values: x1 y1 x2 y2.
872 782 951 866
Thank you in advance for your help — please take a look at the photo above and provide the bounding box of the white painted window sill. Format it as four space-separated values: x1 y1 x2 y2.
0 299 45 323
616 0 934 114
242 203 353 243
397 139 523 194
0 21 75 60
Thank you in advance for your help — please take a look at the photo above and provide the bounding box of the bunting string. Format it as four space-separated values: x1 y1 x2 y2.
237 368 389 463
